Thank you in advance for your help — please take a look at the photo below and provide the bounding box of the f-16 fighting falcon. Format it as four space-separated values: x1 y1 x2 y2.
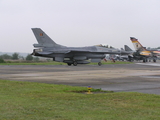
31 28 126 66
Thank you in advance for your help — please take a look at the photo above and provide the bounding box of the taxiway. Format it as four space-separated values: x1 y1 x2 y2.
0 63 160 94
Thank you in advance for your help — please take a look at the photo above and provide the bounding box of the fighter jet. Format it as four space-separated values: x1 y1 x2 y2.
130 37 160 62
31 28 125 66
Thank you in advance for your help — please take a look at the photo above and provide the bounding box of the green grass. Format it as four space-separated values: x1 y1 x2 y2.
89 61 133 65
0 61 132 65
0 61 66 65
0 80 159 120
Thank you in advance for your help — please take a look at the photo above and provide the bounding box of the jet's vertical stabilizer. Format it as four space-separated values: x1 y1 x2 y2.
130 37 146 51
124 45 133 52
32 28 64 48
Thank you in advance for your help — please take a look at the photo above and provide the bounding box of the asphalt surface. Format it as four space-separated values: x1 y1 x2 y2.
0 63 160 95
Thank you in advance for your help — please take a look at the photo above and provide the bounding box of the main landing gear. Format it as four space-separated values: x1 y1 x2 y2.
67 61 102 66
143 58 147 63
153 59 156 62
143 58 156 63
67 61 77 66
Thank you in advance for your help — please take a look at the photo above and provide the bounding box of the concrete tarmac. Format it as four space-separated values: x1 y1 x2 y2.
0 63 160 95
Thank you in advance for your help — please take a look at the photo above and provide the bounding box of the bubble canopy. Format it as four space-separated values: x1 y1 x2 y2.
95 44 115 49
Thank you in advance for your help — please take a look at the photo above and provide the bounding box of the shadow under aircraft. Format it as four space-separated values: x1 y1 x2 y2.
31 28 128 66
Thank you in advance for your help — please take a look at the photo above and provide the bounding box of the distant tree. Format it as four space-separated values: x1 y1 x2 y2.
1 54 12 59
26 54 33 61
33 56 39 62
12 53 19 60
0 57 5 63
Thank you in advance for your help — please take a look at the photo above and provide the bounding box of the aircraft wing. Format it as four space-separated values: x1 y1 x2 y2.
67 50 121 54
153 51 160 54
34 49 121 55
35 50 91 55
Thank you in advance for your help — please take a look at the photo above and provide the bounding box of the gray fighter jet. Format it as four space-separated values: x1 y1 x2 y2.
31 28 125 66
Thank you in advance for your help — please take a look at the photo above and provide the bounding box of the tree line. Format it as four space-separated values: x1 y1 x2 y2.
0 53 39 63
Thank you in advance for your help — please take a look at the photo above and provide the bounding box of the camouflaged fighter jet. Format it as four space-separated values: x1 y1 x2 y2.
130 37 160 62
31 28 125 66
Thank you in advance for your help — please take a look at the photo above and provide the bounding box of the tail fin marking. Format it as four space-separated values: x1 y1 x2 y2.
130 37 146 51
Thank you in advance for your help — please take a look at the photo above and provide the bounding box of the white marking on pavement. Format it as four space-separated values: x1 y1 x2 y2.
136 63 160 66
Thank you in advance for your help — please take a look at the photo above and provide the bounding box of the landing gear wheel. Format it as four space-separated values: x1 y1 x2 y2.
67 63 72 66
73 61 77 66
98 62 102 66
153 59 156 62
143 58 146 63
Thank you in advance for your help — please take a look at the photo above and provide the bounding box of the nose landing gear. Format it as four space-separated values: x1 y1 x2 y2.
73 61 77 66
98 62 102 66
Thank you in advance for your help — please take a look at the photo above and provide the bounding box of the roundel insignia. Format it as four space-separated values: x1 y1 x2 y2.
40 33 43 36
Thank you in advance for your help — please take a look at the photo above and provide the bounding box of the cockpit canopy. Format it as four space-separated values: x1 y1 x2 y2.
95 44 115 49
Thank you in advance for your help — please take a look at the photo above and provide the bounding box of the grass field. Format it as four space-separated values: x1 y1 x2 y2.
0 60 133 65
0 80 160 120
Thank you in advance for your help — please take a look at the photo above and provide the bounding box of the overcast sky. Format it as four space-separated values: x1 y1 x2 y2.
1 0 160 53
